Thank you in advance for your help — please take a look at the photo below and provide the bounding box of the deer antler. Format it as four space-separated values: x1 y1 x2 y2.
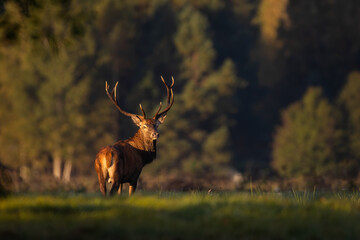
105 81 146 118
139 104 146 119
106 77 173 120
154 76 174 119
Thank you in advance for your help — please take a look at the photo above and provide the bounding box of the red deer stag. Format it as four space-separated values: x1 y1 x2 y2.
94 76 174 196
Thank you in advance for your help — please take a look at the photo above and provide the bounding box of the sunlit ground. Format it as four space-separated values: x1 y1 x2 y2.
0 191 359 239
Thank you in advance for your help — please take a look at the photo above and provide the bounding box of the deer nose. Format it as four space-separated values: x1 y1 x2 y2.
152 132 159 139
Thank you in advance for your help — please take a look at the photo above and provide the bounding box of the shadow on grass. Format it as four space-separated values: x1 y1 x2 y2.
0 193 359 240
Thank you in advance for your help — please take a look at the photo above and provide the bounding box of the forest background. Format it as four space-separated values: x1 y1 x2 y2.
0 0 359 193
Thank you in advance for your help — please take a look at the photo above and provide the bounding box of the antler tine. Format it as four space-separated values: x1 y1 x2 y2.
105 81 109 93
154 102 162 117
170 76 175 88
160 75 172 104
105 81 137 118
154 76 174 119
167 76 175 104
113 82 118 100
139 104 146 118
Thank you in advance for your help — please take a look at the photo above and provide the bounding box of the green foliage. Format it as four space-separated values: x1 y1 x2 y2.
338 72 360 155
0 163 13 196
174 5 215 80
1 0 360 190
0 0 86 55
337 71 360 176
0 192 359 239
252 1 360 174
0 0 115 177
272 87 341 183
151 6 244 177
253 0 288 87
0 0 249 184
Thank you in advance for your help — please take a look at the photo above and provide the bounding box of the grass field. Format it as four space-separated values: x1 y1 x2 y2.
0 191 359 240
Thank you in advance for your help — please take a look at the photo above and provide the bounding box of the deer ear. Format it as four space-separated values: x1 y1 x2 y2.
156 114 167 124
131 115 142 127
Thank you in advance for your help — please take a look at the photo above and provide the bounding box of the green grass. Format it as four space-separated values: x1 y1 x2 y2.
0 191 359 240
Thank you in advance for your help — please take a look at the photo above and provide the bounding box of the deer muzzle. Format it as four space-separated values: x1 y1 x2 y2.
151 132 159 140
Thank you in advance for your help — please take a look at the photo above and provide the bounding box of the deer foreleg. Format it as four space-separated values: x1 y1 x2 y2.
110 182 120 196
129 182 137 196
117 184 123 195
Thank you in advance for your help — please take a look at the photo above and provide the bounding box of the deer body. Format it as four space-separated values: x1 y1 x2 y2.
95 77 174 196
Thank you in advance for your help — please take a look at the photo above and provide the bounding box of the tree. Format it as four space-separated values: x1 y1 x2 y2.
33 47 92 182
272 87 341 185
250 1 360 176
0 0 114 183
253 0 289 87
148 5 245 180
337 71 360 179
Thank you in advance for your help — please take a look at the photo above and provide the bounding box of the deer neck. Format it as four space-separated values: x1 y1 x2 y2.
128 130 157 153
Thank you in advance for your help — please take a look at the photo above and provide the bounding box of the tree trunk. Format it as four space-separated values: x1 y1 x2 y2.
53 153 62 180
62 160 72 183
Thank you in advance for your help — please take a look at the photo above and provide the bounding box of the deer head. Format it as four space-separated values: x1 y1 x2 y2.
105 76 174 141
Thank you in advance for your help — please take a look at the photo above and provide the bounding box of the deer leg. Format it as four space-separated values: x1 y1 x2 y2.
95 160 107 197
100 182 107 197
129 182 137 196
110 182 120 196
96 171 106 197
117 183 123 195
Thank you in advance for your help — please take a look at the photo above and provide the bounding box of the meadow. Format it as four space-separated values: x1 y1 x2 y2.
0 191 359 240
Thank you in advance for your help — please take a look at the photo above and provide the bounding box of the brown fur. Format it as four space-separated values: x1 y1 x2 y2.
95 77 174 196
94 119 160 196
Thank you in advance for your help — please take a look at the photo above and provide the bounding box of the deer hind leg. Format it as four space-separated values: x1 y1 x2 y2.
98 173 107 197
95 160 107 197
107 163 115 184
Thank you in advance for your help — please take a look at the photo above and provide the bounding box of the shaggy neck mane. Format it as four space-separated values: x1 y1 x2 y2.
127 130 156 153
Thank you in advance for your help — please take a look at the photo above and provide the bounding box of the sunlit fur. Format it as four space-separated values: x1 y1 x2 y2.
94 117 164 196
95 77 173 196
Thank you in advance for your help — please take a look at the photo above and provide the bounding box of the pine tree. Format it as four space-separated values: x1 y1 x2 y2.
272 87 341 185
0 0 115 183
150 5 244 179
337 71 360 179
